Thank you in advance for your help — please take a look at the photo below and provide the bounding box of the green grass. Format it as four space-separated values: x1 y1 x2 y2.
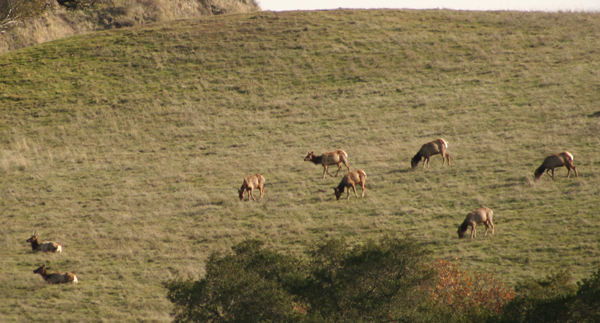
1 8 600 322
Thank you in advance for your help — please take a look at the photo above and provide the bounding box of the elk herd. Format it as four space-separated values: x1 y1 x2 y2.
23 138 580 285
26 232 78 284
240 138 579 241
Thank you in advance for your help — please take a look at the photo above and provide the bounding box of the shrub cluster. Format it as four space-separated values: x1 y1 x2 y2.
165 238 600 322
499 270 600 323
165 237 532 323
166 237 436 322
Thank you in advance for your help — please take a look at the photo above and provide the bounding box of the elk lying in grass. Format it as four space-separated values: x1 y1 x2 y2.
411 138 450 169
457 207 495 239
26 232 62 253
33 265 78 284
333 169 367 200
534 151 578 180
238 174 265 201
304 150 350 179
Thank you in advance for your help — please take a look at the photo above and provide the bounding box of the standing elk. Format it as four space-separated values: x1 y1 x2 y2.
26 232 62 253
333 169 367 200
33 264 78 284
238 174 265 201
304 150 350 179
411 138 450 169
534 151 578 180
457 207 495 239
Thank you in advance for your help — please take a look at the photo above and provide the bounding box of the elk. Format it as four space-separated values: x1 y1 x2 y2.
238 174 265 201
411 138 450 169
304 150 351 179
26 232 62 253
534 151 578 180
33 265 78 284
333 169 367 200
457 207 495 239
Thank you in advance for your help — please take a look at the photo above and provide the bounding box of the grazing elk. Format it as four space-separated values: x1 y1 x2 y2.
457 207 495 239
534 151 578 181
33 265 78 284
238 174 265 201
26 232 62 253
411 138 450 169
333 169 367 200
304 150 350 179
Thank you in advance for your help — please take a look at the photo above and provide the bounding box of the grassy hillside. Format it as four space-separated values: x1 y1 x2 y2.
0 0 259 54
1 9 599 322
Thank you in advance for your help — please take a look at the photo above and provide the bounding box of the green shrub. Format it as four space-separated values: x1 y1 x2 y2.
298 236 434 322
165 236 436 323
499 268 600 323
570 268 600 322
165 239 600 323
500 271 578 323
165 240 304 323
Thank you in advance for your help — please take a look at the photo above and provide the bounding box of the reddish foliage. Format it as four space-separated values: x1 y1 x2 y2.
429 259 515 315
292 301 308 315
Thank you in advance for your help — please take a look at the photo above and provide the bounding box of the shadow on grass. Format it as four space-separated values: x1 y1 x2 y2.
387 168 412 174
489 182 521 189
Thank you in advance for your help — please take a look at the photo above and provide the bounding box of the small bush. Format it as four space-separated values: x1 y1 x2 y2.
427 259 515 322
298 236 435 322
165 240 305 323
500 268 600 323
500 271 578 323
570 268 600 322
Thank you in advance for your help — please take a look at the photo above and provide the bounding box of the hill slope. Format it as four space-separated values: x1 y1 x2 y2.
0 0 260 53
1 9 599 322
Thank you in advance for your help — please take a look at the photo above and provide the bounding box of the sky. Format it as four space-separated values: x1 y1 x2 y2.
257 0 600 12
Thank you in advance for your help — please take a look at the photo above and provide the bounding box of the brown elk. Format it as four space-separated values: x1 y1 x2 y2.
411 138 450 169
304 150 351 179
457 207 495 239
26 232 62 253
33 265 78 284
238 174 265 201
534 151 578 180
333 169 367 200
